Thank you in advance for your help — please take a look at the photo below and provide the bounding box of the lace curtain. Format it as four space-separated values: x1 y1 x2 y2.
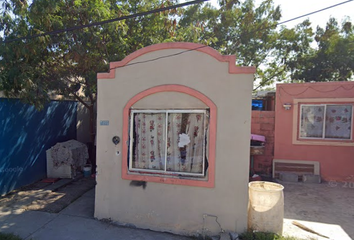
325 105 352 139
300 105 352 139
300 105 325 138
132 113 166 170
166 113 205 174
132 112 206 174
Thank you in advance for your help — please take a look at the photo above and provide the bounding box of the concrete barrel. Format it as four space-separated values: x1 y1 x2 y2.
248 181 284 234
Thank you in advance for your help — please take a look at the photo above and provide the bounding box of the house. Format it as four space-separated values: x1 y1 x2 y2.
95 42 255 236
273 81 354 182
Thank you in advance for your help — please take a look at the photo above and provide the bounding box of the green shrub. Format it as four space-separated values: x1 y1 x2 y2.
0 233 23 240
240 231 300 240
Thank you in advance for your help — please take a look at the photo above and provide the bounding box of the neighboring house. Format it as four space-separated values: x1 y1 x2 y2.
273 81 354 182
95 42 255 236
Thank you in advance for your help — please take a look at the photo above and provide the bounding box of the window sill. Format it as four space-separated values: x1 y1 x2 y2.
122 171 214 188
293 139 354 146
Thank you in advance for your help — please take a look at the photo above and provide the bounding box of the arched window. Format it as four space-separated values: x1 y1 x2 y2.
121 85 216 188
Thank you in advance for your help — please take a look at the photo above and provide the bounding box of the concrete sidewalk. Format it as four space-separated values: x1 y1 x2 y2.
0 189 192 240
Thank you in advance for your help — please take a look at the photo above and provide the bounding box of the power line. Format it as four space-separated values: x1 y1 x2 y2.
103 0 354 76
253 0 354 90
109 45 208 71
2 0 352 44
278 0 353 26
1 0 208 43
108 0 354 74
2 0 353 89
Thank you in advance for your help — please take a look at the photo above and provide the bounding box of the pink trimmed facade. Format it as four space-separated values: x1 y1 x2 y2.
95 42 255 236
97 42 255 79
274 81 354 182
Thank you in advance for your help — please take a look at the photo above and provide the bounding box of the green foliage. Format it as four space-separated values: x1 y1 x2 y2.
288 18 354 82
240 231 303 240
0 0 353 109
0 232 23 240
0 0 181 109
0 0 181 141
176 0 287 88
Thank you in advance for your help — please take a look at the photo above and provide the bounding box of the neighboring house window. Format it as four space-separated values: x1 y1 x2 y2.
129 109 208 177
300 104 352 140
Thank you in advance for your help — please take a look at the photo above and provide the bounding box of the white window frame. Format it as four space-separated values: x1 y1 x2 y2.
299 104 353 140
129 109 208 177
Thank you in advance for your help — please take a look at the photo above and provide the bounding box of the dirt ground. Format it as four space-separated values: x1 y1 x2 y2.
281 181 354 240
0 176 95 214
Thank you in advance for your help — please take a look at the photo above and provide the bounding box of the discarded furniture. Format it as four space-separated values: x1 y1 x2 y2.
46 140 89 178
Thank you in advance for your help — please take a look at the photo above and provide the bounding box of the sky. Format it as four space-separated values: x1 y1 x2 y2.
208 0 354 29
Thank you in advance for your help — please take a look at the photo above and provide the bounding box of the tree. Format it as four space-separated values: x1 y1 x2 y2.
176 0 285 88
0 0 179 142
288 18 354 82
0 0 322 141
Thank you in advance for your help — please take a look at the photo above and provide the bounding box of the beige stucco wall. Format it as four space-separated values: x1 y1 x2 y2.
132 92 207 109
95 48 253 236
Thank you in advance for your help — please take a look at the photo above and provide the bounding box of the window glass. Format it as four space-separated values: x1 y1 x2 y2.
300 105 325 138
167 113 205 174
300 104 352 140
132 112 166 171
325 105 352 139
129 110 208 177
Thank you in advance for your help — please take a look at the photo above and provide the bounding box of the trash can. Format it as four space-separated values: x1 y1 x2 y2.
83 164 92 177
248 181 284 234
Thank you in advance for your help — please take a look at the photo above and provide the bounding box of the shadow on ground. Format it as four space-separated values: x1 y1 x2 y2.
0 177 95 213
282 181 354 240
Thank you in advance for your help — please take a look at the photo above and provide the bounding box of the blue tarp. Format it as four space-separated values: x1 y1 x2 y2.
0 99 77 195
252 99 264 110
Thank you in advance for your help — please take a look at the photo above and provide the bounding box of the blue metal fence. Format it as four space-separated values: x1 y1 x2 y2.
0 99 77 195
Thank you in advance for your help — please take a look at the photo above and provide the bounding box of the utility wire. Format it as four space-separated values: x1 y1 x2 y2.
3 0 353 44
1 0 353 89
109 45 207 71
110 0 354 73
278 0 353 25
1 0 208 43
253 0 354 90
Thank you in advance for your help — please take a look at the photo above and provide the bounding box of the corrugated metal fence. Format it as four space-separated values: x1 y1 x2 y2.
0 98 77 195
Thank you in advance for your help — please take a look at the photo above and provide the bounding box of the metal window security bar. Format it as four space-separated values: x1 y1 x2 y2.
128 109 208 177
299 104 353 140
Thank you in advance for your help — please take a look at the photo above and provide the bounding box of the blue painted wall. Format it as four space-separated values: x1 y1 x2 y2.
0 99 77 195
